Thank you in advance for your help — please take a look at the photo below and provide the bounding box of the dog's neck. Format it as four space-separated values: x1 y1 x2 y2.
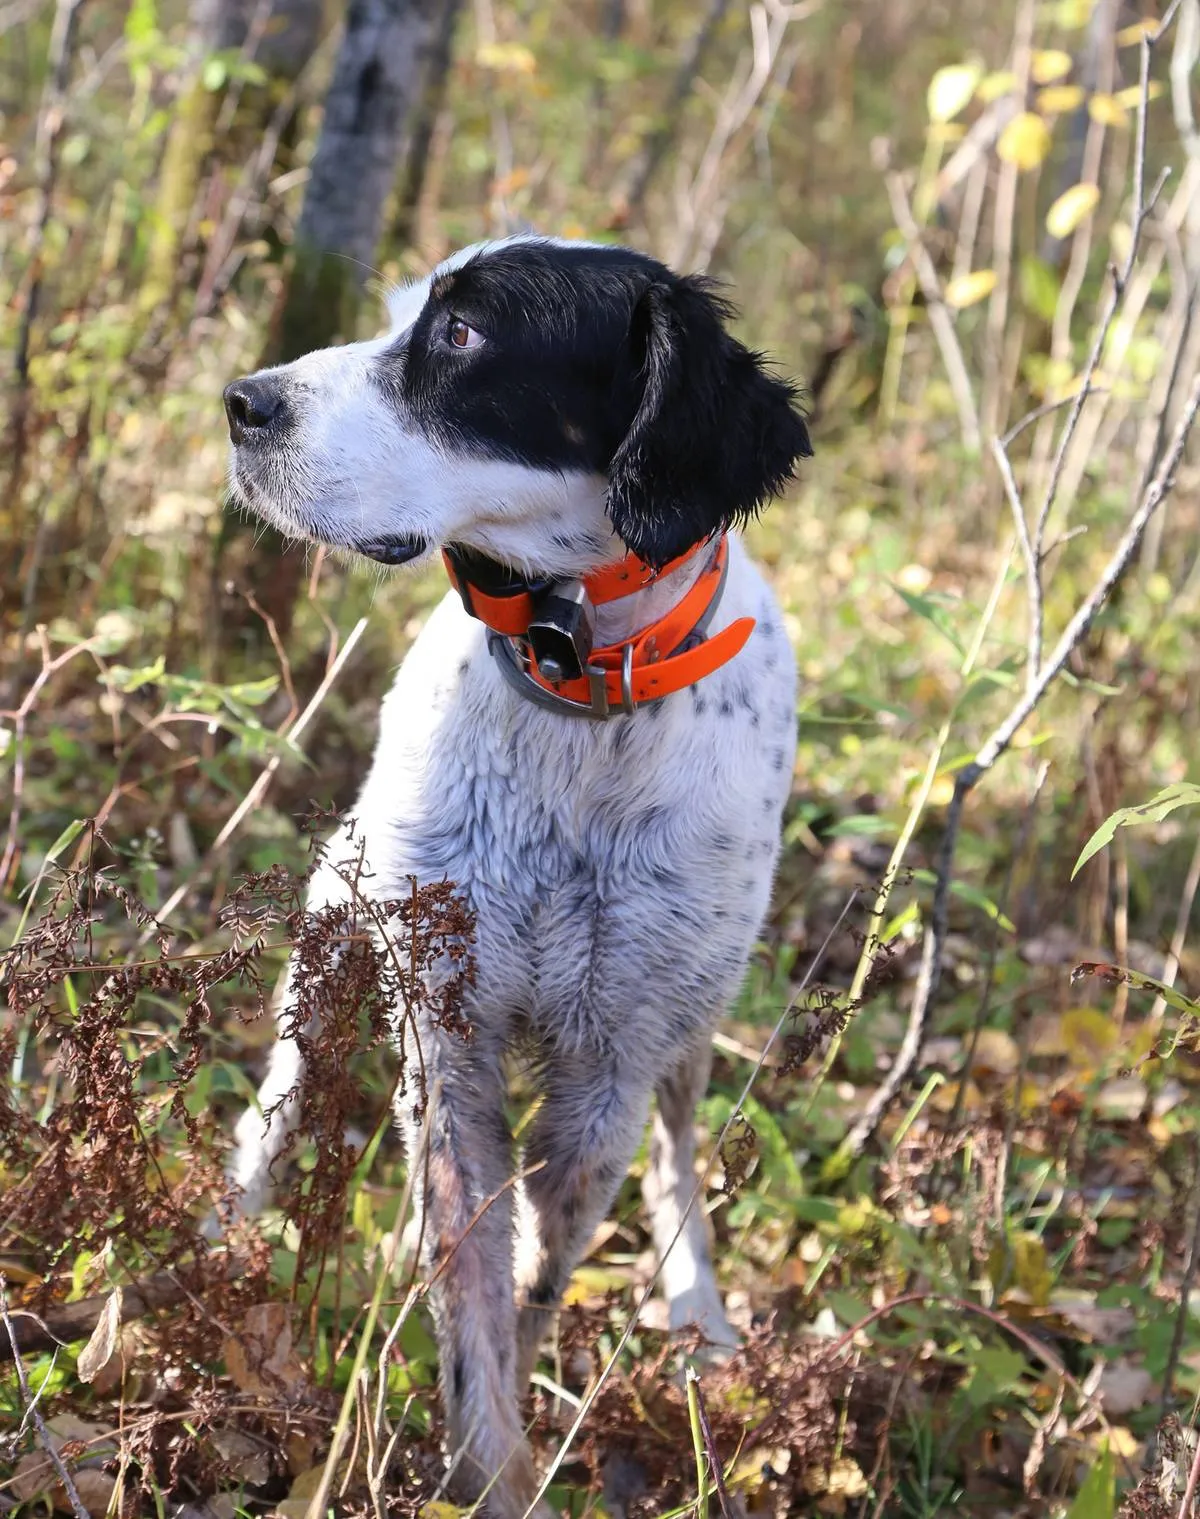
591 549 711 645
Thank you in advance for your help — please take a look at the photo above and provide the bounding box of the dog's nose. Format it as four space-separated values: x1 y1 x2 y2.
223 376 285 444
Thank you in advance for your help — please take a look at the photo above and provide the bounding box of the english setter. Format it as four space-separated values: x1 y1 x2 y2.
222 235 811 1517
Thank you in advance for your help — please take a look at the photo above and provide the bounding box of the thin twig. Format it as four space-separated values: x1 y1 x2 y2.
1162 1134 1200 1420
1149 827 1200 1025
1178 1429 1200 1519
883 168 982 454
149 617 367 931
1 1278 92 1519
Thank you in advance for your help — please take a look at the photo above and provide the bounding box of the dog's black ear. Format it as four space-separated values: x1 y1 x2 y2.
606 276 812 568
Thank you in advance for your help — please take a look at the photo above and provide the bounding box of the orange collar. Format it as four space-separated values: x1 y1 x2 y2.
442 538 755 720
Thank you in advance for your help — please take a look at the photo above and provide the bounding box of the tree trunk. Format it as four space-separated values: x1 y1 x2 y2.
140 0 324 317
390 0 465 251
272 0 444 361
230 0 453 644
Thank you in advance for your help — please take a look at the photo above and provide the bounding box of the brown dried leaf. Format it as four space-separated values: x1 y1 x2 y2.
76 1287 122 1384
11 1451 59 1502
1098 1357 1155 1416
222 1301 306 1398
64 1469 118 1518
211 1427 272 1487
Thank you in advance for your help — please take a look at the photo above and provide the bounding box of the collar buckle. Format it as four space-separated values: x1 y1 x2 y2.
526 580 596 683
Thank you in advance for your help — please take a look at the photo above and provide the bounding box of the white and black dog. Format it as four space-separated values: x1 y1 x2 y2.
222 235 811 1517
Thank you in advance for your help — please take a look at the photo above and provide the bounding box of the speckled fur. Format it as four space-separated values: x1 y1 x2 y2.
222 236 806 1519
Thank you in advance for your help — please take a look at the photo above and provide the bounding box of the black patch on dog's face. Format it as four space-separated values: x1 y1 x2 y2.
373 239 812 568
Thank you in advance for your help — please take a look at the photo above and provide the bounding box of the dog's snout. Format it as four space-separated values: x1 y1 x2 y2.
223 375 286 445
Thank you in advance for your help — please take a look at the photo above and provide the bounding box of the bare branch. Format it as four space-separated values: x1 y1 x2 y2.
1 1279 92 1519
883 169 982 454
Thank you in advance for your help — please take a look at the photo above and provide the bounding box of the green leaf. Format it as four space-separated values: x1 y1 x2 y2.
828 814 894 838
1065 1440 1114 1519
892 585 965 656
964 1342 1027 1407
827 1291 872 1328
741 1094 804 1193
1073 781 1200 877
911 869 1015 931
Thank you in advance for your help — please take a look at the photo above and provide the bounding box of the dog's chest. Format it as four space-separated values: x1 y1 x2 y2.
353 586 796 1053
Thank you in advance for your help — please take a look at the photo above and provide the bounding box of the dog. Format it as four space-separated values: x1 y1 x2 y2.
221 235 811 1517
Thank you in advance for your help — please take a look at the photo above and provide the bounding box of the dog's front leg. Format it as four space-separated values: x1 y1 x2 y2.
398 1023 546 1519
513 1057 654 1388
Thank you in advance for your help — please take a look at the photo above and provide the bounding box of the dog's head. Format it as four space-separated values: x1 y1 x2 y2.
223 237 811 574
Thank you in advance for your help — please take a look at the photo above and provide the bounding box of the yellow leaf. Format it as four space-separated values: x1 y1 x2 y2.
1061 1006 1119 1069
927 63 981 124
998 112 1052 170
1054 0 1094 25
420 1506 469 1519
930 1077 984 1113
1088 92 1130 126
1045 181 1101 238
1117 16 1159 44
1012 1232 1053 1306
1031 49 1073 84
1115 81 1164 107
475 41 537 74
977 70 1017 102
927 772 957 807
944 268 998 308
562 1263 630 1305
1037 84 1085 113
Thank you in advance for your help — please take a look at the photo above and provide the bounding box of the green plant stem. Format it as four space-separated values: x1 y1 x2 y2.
685 1367 709 1519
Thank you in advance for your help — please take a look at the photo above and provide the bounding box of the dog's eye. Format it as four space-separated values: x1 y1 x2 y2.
448 318 484 350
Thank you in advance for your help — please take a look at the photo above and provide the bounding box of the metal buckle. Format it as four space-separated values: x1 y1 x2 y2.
582 643 635 718
527 580 596 683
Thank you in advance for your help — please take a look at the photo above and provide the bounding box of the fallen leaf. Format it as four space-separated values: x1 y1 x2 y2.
1052 1292 1136 1340
970 1027 1021 1077
1098 1357 1154 1416
212 1427 272 1487
64 1470 117 1518
1061 1007 1119 1069
77 1286 122 1384
1095 1076 1147 1120
12 1451 59 1502
222 1301 306 1398
803 1455 868 1497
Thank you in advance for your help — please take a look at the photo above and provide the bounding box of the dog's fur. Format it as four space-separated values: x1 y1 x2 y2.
222 236 811 1518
